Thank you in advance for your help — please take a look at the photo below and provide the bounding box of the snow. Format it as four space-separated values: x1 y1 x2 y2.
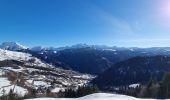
0 42 27 50
62 81 71 86
33 81 49 86
0 49 54 68
0 85 28 96
0 77 11 87
80 93 136 100
0 47 94 98
53 51 57 54
129 49 134 51
129 84 140 88
73 75 94 80
0 49 31 61
0 69 5 76
1 66 24 72
103 49 117 52
25 93 156 100
26 80 33 84
26 80 51 89
0 77 28 96
51 87 65 93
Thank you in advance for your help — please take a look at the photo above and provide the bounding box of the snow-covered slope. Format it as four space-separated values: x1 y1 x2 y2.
0 42 27 51
25 93 156 100
0 77 28 96
0 49 94 96
0 49 52 67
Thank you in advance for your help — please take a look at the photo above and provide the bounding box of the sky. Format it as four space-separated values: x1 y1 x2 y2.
0 0 170 47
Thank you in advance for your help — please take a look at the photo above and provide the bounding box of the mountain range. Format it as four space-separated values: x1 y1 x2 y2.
2 42 170 75
0 43 93 96
2 42 170 92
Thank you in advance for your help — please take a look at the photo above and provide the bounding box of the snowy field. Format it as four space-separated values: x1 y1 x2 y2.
0 77 28 96
25 93 159 100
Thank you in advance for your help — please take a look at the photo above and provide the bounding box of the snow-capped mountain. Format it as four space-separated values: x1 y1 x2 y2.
3 42 170 75
30 44 90 52
29 46 170 75
0 42 28 51
31 46 56 52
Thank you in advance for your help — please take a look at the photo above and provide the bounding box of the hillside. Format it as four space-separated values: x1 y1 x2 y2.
92 55 170 90
0 49 93 96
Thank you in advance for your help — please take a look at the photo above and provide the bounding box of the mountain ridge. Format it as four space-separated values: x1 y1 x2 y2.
92 55 170 90
0 42 28 51
2 42 170 75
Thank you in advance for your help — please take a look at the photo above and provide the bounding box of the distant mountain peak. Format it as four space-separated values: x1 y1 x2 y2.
31 46 44 52
71 43 90 48
0 42 28 51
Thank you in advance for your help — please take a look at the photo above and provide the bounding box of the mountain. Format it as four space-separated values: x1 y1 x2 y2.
30 44 90 52
31 46 44 52
0 49 93 96
29 46 170 75
29 47 114 75
0 42 28 51
3 42 170 75
3 42 170 93
92 55 170 90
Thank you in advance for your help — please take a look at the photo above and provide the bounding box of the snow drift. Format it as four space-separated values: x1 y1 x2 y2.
25 93 156 100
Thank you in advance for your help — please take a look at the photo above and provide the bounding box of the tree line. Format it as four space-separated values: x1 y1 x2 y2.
0 85 99 100
121 73 170 99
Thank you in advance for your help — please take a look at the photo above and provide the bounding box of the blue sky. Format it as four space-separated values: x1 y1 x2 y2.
0 0 170 47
